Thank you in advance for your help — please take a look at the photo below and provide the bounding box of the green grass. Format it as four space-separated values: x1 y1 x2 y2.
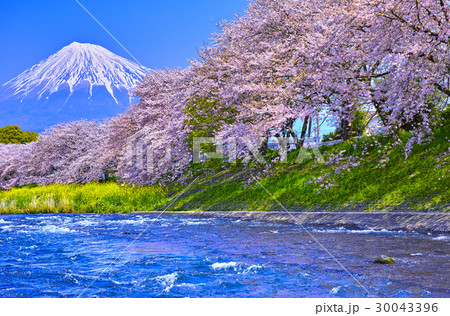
0 182 168 214
171 125 450 213
1 125 448 214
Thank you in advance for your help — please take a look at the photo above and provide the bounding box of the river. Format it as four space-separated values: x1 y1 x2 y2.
0 213 448 297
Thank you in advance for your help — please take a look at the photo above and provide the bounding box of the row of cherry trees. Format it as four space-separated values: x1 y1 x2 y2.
0 121 111 188
193 0 449 141
1 0 448 188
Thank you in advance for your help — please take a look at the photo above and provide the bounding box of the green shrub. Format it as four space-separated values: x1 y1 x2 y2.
0 125 39 144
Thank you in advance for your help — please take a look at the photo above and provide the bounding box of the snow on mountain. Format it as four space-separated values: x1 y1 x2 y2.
0 42 150 132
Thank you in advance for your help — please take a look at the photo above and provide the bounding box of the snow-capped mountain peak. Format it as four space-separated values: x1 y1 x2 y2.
0 42 150 132
0 42 149 103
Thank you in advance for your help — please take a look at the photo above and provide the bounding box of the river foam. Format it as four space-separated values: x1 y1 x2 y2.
154 272 179 292
211 262 264 275
310 226 409 235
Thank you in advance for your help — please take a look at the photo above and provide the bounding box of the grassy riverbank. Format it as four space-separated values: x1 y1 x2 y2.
0 125 449 214
173 125 449 213
0 183 167 214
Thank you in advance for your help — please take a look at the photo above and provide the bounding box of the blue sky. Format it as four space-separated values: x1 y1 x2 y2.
0 0 248 84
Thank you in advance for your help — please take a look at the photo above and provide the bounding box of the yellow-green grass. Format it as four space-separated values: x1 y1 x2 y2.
0 182 168 214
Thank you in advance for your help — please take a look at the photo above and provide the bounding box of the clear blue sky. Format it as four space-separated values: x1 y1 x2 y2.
0 0 248 84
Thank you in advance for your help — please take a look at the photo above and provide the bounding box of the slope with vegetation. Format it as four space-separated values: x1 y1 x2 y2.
1 123 448 214
173 125 449 213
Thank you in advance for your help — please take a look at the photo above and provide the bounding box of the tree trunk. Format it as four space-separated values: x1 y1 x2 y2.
286 118 298 147
341 118 351 141
259 132 270 157
307 118 312 138
298 116 310 148
316 117 321 143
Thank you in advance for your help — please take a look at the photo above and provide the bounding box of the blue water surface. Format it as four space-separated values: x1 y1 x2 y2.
0 213 448 298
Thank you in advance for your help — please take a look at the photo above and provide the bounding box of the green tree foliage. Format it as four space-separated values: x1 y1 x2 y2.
0 125 39 144
184 97 236 152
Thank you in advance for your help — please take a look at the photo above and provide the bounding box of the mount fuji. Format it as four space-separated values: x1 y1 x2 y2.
0 42 149 132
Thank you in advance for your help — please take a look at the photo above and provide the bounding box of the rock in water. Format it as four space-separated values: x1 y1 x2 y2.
373 255 395 264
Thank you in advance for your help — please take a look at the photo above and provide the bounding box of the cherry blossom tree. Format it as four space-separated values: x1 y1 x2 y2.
0 121 111 188
193 0 318 148
325 0 449 135
0 143 34 189
193 0 449 146
117 68 192 184
27 120 110 185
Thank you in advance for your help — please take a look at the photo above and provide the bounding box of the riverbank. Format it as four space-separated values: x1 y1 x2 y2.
154 211 450 234
0 126 448 215
170 126 449 213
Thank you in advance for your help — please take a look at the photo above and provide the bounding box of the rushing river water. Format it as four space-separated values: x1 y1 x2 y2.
0 213 448 298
